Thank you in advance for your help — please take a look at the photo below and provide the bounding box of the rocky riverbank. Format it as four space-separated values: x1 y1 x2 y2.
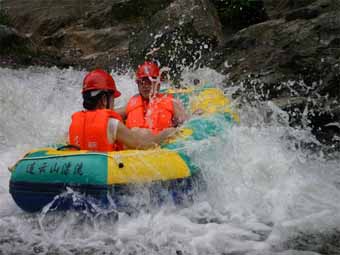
1 0 339 151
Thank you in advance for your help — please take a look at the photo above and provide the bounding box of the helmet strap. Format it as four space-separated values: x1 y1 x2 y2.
105 92 113 109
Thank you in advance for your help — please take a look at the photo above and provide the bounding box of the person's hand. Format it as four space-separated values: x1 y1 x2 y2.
162 127 179 138
158 127 179 145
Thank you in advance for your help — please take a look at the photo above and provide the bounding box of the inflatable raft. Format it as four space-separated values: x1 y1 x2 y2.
9 85 239 212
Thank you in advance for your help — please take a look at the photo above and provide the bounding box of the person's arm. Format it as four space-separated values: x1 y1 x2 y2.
172 99 188 126
115 105 127 120
116 122 176 149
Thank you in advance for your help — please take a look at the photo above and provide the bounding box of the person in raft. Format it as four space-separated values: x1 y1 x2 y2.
68 69 176 151
117 61 188 135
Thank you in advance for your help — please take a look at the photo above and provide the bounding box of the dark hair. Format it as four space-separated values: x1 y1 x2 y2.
82 91 113 110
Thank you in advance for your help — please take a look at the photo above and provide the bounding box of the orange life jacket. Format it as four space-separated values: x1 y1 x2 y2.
125 93 174 134
69 109 124 152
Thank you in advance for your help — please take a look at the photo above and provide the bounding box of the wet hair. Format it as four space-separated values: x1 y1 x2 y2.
83 91 113 110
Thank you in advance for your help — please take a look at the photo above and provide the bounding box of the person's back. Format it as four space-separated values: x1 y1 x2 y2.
69 69 176 152
70 109 123 152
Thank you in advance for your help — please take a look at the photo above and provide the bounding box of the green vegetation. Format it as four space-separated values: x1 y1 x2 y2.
212 0 267 30
0 6 10 25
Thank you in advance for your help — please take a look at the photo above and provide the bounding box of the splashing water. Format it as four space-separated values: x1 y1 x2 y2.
0 66 339 255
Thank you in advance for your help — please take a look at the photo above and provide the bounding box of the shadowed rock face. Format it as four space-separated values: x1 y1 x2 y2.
129 0 223 80
3 0 93 35
211 0 268 35
0 25 27 52
263 0 319 19
2 0 222 72
1 0 175 69
0 24 40 67
199 0 340 147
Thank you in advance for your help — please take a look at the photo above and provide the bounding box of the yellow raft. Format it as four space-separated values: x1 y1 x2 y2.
9 85 239 212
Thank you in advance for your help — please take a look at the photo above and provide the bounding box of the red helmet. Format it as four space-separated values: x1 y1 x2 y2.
136 61 160 80
82 69 121 98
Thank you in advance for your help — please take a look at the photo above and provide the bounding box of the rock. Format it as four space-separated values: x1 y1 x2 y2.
263 0 318 19
263 0 340 19
0 24 65 68
110 0 173 21
210 0 268 35
2 0 117 67
201 2 340 146
41 25 132 58
271 97 308 110
285 6 321 21
129 0 223 80
0 25 24 52
2 0 175 69
0 24 34 57
213 9 340 97
2 0 92 36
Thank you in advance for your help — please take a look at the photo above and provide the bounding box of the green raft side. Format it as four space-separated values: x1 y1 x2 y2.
162 112 234 175
176 151 199 175
162 85 236 176
11 152 109 185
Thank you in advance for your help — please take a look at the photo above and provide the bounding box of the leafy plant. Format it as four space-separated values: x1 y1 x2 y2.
0 6 10 25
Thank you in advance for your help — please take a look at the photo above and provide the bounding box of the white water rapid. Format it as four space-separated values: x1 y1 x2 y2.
0 66 339 255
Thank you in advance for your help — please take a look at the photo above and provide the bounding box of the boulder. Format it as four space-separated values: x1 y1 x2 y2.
0 24 67 68
211 0 268 34
198 1 340 145
263 0 318 19
0 25 35 66
0 25 27 52
2 0 95 36
40 24 134 68
211 9 340 97
129 0 223 80
110 0 173 21
1 0 173 69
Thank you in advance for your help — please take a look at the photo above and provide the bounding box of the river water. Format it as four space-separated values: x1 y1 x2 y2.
0 66 339 255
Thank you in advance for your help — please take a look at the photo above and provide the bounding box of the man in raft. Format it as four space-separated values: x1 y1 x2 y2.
117 61 188 134
69 69 176 151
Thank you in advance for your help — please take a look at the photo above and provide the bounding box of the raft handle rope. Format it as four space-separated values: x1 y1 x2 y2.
57 144 81 151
